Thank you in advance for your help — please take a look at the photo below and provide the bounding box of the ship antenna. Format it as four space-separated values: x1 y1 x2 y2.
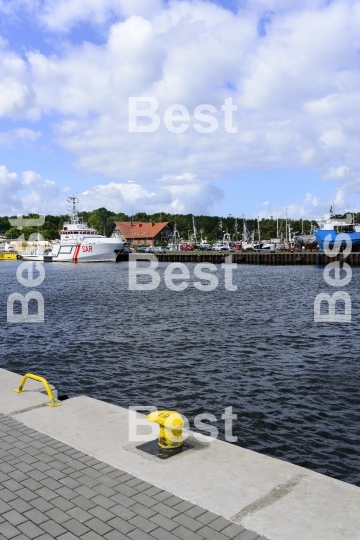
67 195 79 221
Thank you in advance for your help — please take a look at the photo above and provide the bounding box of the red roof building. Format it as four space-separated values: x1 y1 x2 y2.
107 221 173 246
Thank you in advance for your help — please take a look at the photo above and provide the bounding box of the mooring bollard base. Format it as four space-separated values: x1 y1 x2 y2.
136 439 194 459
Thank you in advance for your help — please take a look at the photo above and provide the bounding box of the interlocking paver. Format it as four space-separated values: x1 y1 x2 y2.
17 521 45 539
110 492 136 508
151 527 175 540
142 486 162 497
82 517 112 535
0 414 267 540
163 495 184 507
75 486 99 499
80 531 104 540
132 493 158 508
66 507 92 523
8 471 29 483
234 531 259 540
185 506 207 519
107 515 136 534
44 470 65 481
39 519 68 537
0 500 12 513
196 511 219 526
0 488 18 502
88 505 115 522
50 497 74 512
92 483 117 497
196 525 228 540
57 533 78 540
91 493 117 509
3 510 29 527
129 502 156 519
172 525 204 540
0 521 20 539
109 503 136 520
129 515 158 533
209 517 232 532
45 508 71 524
150 512 179 531
151 501 180 519
77 476 99 489
69 496 96 511
61 518 90 537
29 498 54 513
96 476 119 488
2 479 23 492
174 513 204 532
173 501 195 513
9 498 33 514
128 528 155 540
24 508 49 525
104 531 129 540
221 523 246 538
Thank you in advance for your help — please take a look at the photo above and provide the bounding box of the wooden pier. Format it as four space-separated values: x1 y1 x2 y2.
118 251 360 265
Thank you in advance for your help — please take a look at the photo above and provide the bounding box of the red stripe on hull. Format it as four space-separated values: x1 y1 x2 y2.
72 244 81 263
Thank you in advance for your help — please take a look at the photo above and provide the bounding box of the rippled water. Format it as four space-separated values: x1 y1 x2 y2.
1 260 359 486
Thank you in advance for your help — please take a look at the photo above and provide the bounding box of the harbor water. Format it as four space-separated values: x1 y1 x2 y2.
0 260 359 486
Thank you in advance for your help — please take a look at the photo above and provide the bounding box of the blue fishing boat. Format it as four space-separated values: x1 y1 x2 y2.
314 212 360 252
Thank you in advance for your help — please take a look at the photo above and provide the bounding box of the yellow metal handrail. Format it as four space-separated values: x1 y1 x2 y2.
14 373 61 408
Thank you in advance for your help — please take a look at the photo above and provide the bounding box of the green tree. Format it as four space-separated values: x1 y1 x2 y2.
88 208 117 235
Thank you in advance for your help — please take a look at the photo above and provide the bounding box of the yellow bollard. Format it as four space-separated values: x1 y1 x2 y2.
14 373 61 407
147 410 184 449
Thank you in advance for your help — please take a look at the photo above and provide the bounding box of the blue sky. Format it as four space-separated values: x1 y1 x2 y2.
1 0 360 218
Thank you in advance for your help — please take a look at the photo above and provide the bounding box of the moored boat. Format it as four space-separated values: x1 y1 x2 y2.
314 213 360 252
51 196 125 262
0 237 18 260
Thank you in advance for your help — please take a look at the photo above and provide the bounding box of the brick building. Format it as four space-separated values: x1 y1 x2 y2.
107 221 173 246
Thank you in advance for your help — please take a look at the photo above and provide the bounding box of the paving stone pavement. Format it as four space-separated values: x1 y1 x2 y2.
0 414 270 540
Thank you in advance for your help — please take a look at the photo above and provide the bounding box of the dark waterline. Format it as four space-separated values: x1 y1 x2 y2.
1 261 359 486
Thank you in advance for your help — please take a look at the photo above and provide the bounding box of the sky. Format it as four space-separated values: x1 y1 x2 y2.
1 0 360 219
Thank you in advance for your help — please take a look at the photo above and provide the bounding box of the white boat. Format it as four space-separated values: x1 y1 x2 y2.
51 196 125 262
167 222 181 250
22 246 53 262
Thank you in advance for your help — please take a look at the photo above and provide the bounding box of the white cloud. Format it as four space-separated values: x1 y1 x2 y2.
0 166 223 216
82 174 224 215
0 165 23 215
324 166 350 180
256 188 360 221
0 76 35 118
0 128 40 146
38 0 162 31
1 0 360 211
0 166 64 215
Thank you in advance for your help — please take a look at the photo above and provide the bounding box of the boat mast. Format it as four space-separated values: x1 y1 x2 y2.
235 217 238 242
67 195 79 224
257 217 261 244
276 210 279 238
192 216 197 245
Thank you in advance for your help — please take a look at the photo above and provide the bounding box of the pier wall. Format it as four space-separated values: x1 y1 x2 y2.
1 368 359 540
118 251 360 265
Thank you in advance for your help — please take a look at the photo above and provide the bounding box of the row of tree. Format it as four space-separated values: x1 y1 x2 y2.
1 210 359 242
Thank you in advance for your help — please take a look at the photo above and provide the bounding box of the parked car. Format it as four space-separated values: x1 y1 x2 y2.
180 243 194 251
154 246 166 253
136 246 147 253
145 246 156 253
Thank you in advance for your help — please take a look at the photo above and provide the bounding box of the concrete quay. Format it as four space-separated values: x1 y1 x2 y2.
1 368 360 540
117 251 360 266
